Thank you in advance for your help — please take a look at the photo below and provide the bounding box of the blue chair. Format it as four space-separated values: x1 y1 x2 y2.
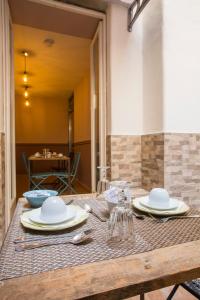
21 152 55 190
54 152 81 194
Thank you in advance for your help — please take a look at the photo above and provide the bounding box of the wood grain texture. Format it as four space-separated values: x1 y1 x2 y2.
0 239 200 300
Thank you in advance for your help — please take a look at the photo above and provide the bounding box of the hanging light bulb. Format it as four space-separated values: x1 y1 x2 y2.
22 51 29 83
23 71 28 83
24 86 29 98
25 100 30 107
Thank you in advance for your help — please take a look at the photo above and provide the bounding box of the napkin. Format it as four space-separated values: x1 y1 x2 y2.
104 186 132 203
103 187 119 203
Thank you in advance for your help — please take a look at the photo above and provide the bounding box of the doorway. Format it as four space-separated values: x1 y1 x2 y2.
1 0 106 228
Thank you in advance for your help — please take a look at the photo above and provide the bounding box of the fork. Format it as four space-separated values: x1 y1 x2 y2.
156 215 200 223
132 211 146 220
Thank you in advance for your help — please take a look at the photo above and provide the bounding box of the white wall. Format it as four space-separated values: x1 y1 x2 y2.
107 3 143 136
108 1 200 135
163 0 200 133
142 0 163 134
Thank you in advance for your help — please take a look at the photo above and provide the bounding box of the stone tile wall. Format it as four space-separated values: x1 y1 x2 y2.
141 134 164 191
141 133 200 206
0 132 5 246
164 133 200 207
107 135 141 187
107 133 200 206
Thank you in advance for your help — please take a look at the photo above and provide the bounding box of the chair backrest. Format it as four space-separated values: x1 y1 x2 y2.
71 152 80 179
21 152 30 177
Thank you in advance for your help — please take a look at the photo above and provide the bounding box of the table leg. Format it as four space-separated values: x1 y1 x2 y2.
28 160 32 190
140 294 145 300
68 159 71 193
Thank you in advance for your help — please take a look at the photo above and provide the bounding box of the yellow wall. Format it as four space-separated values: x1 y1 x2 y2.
15 94 68 143
74 74 91 142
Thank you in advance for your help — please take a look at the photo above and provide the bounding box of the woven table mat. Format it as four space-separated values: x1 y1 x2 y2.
0 196 200 281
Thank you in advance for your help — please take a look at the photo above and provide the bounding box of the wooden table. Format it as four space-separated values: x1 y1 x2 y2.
28 155 70 192
29 154 70 164
0 192 200 300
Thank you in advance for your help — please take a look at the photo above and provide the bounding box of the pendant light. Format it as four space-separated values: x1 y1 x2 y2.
24 86 29 98
25 100 30 107
22 51 29 83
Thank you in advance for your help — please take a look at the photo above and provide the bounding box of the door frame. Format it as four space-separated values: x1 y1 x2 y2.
0 0 16 231
1 0 107 226
29 0 107 193
90 22 107 192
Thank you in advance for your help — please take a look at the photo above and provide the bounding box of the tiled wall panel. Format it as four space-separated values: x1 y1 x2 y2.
108 133 200 206
107 135 141 187
164 133 200 207
141 134 164 191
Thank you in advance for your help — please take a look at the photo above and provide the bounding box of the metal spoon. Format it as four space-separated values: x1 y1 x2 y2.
15 231 91 252
14 229 92 244
84 204 107 222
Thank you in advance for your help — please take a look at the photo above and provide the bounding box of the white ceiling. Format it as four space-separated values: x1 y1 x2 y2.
14 24 90 99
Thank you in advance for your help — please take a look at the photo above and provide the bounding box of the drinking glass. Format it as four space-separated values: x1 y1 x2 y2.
107 188 134 244
96 166 110 195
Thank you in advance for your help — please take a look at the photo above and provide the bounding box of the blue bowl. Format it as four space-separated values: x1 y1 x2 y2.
23 190 58 208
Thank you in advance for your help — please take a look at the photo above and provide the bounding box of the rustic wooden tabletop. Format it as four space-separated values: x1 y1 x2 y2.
0 192 199 300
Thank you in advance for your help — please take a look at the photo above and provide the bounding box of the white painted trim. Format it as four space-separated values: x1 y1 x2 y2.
90 26 99 192
0 0 16 229
10 21 16 209
27 0 105 19
90 21 107 192
90 42 95 192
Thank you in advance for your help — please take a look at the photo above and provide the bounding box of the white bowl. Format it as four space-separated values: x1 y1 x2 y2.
144 188 172 209
139 188 174 211
40 196 67 222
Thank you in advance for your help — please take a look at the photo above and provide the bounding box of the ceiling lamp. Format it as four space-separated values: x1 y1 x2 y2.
24 86 29 98
25 100 30 107
22 51 29 83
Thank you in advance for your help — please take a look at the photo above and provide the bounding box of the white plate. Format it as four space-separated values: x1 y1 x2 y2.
20 205 89 231
139 196 179 211
133 198 189 216
29 206 76 224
